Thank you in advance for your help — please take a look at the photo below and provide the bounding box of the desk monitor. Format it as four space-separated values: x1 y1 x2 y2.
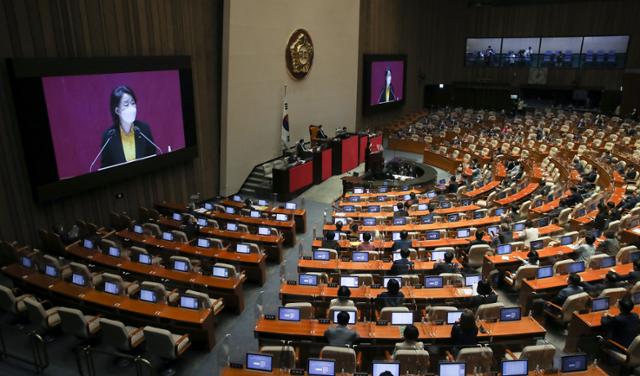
246 353 273 373
133 224 144 234
473 211 485 219
426 231 440 240
212 266 230 278
226 223 238 232
439 362 465 376
298 274 318 286
465 274 481 287
497 192 507 199
333 232 343 241
377 195 387 202
461 199 472 206
343 206 355 213
352 252 369 262
422 215 434 224
313 250 330 261
173 260 188 272
276 214 288 221
575 209 586 218
139 289 156 302
560 354 588 373
258 199 268 206
232 195 242 202
591 297 609 312
440 201 452 209
500 307 522 321
487 226 499 236
513 222 525 232
204 202 213 210
363 218 377 226
250 210 261 218
82 239 93 249
348 196 360 202
496 244 512 255
104 281 119 295
446 311 463 324
424 276 443 288
161 232 174 241
258 226 270 235
197 238 211 248
44 265 58 277
537 265 553 279
456 228 471 238
418 203 428 211
431 250 446 261
334 217 348 226
632 252 640 262
529 239 544 251
368 205 381 213
427 191 437 199
107 246 121 257
138 253 152 265
393 217 406 226
403 194 411 201
561 235 573 246
534 199 544 208
236 243 251 254
331 310 356 325
567 261 585 274
172 212 182 221
278 307 301 322
339 276 359 288
372 361 400 376
71 273 85 287
353 187 364 194
383 277 402 288
392 252 402 261
225 206 235 214
180 296 199 310
501 360 528 376
538 217 550 227
447 213 459 222
197 218 208 227
599 256 616 268
392 232 401 241
393 206 399 212
308 359 336 376
494 207 505 216
378 187 388 193
285 202 297 210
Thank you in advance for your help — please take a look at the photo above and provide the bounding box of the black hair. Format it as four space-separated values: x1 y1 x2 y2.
400 248 410 259
634 258 640 271
110 85 137 128
459 309 477 331
619 297 634 313
337 286 351 299
386 278 400 294
585 235 596 245
476 280 492 296
605 231 616 239
400 231 408 240
527 250 539 264
568 273 581 285
337 311 350 326
362 232 371 242
403 324 419 341
326 231 335 240
444 251 454 263
475 231 484 240
335 222 343 231
397 202 404 210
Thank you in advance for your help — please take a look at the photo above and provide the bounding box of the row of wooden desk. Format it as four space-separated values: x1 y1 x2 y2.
204 210 297 247
323 216 502 233
221 367 608 376
332 205 482 218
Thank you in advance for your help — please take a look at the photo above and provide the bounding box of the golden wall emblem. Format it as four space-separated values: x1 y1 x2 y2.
286 29 314 80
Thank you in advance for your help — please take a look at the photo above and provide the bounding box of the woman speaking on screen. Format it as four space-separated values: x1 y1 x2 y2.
99 85 158 170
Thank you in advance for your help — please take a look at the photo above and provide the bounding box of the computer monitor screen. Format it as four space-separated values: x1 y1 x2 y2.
500 307 522 321
403 194 411 201
538 217 550 227
180 296 199 310
298 274 318 286
313 251 330 261
204 203 213 210
45 265 57 277
197 218 207 227
197 238 210 248
133 224 144 234
426 231 440 240
83 239 93 249
353 188 364 194
368 205 380 213
278 307 301 321
457 229 470 238
21 256 32 268
560 355 588 373
513 223 525 231
104 281 119 295
529 240 544 251
465 275 481 287
392 252 402 261
138 253 151 265
424 276 443 288
246 353 273 373
632 252 640 262
383 277 402 288
334 217 347 225
225 206 235 214
343 206 355 212
340 276 359 288
332 310 356 325
139 289 156 302
333 232 342 241
232 195 242 202
494 208 505 216
537 266 553 279
441 201 452 209
422 216 434 224
172 213 182 221
71 273 85 286
372 362 400 376
377 195 387 202
439 362 465 376
431 251 446 261
161 232 174 241
496 244 512 255
363 218 377 226
473 211 485 219
427 191 437 199
418 204 428 211
308 359 336 376
599 256 616 268
591 297 609 312
108 246 121 257
258 199 268 206
501 360 528 376
173 260 188 272
446 311 463 324
276 214 288 221
447 214 459 222
378 187 388 193
250 210 261 218
226 223 238 231
393 217 406 225
285 202 297 210
212 266 230 278
392 232 401 241
567 261 585 274
236 244 250 254
352 252 369 262
258 227 270 235
576 209 586 217
561 235 573 245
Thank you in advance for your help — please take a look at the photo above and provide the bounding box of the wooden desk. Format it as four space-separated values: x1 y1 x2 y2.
481 245 574 280
565 306 640 352
199 227 284 263
2 264 217 349
297 259 440 275
65 243 247 313
220 199 307 234
621 226 640 244
323 216 502 234
495 183 539 206
464 181 500 198
205 211 296 247
312 238 475 251
221 367 608 376
343 188 423 199
114 229 267 285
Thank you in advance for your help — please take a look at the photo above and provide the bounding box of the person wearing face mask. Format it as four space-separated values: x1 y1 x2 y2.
100 85 157 169
378 67 396 104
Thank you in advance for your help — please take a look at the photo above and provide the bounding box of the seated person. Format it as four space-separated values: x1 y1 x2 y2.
317 124 328 139
560 186 583 208
523 220 539 247
626 167 638 181
394 202 409 218
574 234 596 263
391 231 412 252
433 251 459 274
404 193 418 208
323 311 359 346
581 271 623 296
376 278 405 309
357 232 375 251
321 231 341 251
451 309 478 349
608 202 622 221
330 286 355 308
181 215 199 239
393 324 423 356
596 231 620 257
625 258 640 283
620 190 639 212
390 248 414 275
470 280 498 306
550 273 584 306
601 297 640 348
446 175 459 194
295 139 312 159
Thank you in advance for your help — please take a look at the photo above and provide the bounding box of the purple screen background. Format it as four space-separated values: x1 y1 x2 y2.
42 70 186 180
369 60 404 106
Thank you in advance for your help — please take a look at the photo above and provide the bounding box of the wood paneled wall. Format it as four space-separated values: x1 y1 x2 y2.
359 0 640 129
0 0 222 245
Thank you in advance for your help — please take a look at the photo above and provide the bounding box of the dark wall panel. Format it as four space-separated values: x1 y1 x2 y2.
0 0 222 245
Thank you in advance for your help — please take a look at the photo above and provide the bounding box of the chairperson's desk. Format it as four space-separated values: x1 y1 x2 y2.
273 160 314 202
2 264 218 349
114 229 267 285
65 242 247 313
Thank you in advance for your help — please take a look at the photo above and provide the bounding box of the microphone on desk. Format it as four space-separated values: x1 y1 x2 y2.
134 126 163 154
89 129 116 172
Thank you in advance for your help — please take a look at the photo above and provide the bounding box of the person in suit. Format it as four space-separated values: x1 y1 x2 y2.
451 309 478 350
393 324 424 356
391 231 411 252
394 202 409 218
390 248 413 275
608 202 622 221
601 297 640 348
322 231 341 251
316 125 328 140
619 190 639 212
560 186 583 208
581 271 624 296
433 251 459 274
623 258 640 283
100 85 158 170
551 273 584 306
295 139 312 159
376 278 404 309
596 231 620 257
323 311 359 346
470 280 498 306
592 202 609 237
574 234 596 263
357 232 375 251
446 175 459 194
378 67 397 104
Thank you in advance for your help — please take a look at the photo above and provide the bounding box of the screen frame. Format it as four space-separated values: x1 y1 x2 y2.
362 54 407 115
7 56 198 202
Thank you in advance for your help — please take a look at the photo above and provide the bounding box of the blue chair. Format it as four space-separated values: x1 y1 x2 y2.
564 50 572 64
584 50 594 65
542 50 552 65
608 50 616 64
596 50 605 64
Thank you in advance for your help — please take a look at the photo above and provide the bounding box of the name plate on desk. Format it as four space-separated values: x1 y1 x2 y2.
318 318 330 324
287 280 297 285
327 283 338 288
371 284 381 289
290 369 305 375
382 257 391 262
264 314 276 320
229 362 243 369
376 320 388 326
303 256 312 260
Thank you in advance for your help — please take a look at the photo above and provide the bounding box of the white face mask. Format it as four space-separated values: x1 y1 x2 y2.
119 106 137 131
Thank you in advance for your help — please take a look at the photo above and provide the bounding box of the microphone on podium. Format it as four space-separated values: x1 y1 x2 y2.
134 126 163 154
89 129 116 172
